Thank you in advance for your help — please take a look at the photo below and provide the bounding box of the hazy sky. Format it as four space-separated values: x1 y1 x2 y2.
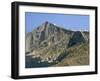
25 12 89 33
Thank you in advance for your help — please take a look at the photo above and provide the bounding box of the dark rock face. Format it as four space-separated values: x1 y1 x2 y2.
68 31 87 47
25 21 89 68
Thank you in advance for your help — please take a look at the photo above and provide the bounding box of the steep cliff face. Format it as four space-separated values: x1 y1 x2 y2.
25 21 74 53
25 32 33 53
25 21 89 68
68 31 87 47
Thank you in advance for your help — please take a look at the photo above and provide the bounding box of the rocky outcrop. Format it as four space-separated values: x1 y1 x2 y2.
25 32 33 53
25 21 73 53
68 31 87 47
25 21 89 67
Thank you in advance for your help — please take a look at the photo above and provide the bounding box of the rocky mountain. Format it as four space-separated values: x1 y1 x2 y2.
25 21 89 68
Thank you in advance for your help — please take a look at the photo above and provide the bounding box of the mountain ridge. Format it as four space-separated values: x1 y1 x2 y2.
25 21 89 68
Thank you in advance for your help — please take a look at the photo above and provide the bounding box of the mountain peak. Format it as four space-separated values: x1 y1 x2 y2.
44 21 49 24
43 21 53 26
37 21 56 31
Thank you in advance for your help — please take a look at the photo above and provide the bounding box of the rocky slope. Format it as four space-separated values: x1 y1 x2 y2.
25 21 89 68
